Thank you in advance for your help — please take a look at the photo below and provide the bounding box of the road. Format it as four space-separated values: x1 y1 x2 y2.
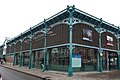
0 66 45 80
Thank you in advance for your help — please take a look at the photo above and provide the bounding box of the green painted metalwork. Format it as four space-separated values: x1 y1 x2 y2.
13 42 17 65
42 19 47 72
98 18 103 72
31 52 34 68
20 33 23 67
8 45 11 64
29 28 33 69
67 5 75 76
118 55 120 70
117 27 120 70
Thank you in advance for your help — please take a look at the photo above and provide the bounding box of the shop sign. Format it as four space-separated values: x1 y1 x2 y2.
72 54 81 67
83 29 92 42
106 35 114 46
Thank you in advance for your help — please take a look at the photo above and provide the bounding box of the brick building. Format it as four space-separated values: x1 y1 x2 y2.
0 6 120 76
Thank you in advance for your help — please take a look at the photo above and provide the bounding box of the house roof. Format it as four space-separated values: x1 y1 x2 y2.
6 6 119 45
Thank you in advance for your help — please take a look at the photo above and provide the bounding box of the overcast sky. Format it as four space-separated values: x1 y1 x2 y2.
0 0 120 45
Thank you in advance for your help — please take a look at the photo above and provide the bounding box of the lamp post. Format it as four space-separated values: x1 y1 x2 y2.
98 18 103 72
42 19 48 72
29 27 33 69
67 5 75 76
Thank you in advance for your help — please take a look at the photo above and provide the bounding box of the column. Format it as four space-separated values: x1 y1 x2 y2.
13 42 16 65
117 27 120 70
43 19 47 72
118 53 120 70
29 28 33 69
7 44 11 64
99 18 103 72
8 45 11 64
67 5 74 76
20 33 23 67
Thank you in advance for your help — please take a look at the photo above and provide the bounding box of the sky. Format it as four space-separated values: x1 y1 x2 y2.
0 0 120 45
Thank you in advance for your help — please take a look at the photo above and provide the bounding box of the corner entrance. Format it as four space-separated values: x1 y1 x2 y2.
102 51 118 71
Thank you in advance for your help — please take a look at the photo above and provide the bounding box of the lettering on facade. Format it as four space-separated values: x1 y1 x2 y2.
106 35 114 46
33 34 44 41
47 31 56 36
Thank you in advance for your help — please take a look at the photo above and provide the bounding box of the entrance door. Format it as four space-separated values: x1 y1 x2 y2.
81 48 98 71
102 51 108 71
34 50 44 69
108 52 118 70
16 53 20 65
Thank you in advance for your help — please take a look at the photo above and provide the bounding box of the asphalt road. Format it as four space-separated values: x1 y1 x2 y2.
0 66 44 80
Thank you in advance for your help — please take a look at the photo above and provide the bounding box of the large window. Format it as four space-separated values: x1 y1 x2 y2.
16 53 20 65
73 47 98 71
23 52 29 66
33 50 44 69
49 47 69 65
49 46 98 71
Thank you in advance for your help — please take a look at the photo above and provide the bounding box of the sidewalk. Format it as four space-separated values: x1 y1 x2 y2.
1 64 120 80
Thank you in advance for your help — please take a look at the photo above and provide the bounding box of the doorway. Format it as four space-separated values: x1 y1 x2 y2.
108 52 118 70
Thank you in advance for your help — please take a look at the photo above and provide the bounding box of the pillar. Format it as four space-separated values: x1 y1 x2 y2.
99 18 103 72
43 19 47 72
8 45 11 64
20 33 23 67
13 42 16 65
118 54 120 70
67 5 74 76
29 28 33 69
117 27 120 70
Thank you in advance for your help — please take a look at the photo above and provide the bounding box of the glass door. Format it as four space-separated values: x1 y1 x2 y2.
102 51 108 71
109 52 118 70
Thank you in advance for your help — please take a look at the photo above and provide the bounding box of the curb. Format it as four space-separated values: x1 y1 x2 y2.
1 65 48 80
